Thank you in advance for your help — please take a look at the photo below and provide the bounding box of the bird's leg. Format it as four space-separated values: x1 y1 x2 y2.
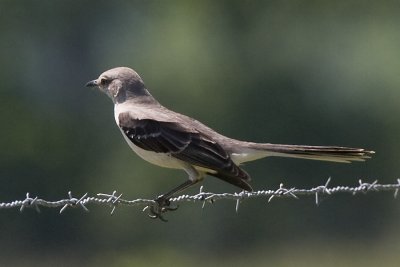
147 167 203 221
148 179 199 221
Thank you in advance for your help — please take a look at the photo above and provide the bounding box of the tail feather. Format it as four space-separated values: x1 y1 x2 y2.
233 143 374 164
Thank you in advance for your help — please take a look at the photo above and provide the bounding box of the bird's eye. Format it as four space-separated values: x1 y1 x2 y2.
100 78 108 86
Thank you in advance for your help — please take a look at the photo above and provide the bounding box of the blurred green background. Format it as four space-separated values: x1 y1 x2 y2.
1 0 399 266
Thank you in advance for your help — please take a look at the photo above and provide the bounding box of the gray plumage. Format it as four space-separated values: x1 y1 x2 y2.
86 67 374 195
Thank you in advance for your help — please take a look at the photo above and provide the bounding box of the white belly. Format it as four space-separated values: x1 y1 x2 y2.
120 130 185 169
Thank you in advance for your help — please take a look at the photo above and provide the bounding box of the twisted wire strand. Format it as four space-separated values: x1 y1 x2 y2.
1 178 399 215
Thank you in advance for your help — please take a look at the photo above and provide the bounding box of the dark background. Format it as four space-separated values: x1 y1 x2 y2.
1 1 399 266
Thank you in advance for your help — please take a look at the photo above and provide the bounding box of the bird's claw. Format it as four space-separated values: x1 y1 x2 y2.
146 196 179 222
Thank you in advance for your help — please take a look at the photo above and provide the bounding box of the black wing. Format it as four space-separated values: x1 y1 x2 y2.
118 112 252 191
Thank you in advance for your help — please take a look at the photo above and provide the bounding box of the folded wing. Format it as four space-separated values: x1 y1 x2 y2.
118 112 252 191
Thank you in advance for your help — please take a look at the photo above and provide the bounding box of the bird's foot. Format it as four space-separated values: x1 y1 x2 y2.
146 196 179 222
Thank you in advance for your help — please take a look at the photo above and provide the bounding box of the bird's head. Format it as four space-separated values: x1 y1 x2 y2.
86 67 148 103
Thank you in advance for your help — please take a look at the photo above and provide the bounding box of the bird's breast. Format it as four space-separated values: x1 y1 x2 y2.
119 128 185 169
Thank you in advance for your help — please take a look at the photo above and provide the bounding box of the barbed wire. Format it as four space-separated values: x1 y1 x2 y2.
1 178 399 218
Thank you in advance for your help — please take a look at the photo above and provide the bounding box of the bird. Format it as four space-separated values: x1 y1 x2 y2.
86 67 374 219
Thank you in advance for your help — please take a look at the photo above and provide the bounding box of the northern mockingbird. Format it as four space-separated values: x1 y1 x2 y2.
86 67 374 219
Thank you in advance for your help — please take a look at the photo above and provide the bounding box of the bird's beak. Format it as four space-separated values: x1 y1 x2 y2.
85 79 98 87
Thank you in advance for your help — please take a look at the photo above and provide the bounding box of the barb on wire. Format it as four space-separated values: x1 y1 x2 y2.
0 179 399 216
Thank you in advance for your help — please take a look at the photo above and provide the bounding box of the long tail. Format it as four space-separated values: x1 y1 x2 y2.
233 143 375 164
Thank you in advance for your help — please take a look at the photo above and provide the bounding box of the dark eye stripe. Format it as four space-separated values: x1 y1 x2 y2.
100 78 108 85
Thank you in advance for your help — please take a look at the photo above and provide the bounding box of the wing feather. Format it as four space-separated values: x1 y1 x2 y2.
118 112 252 190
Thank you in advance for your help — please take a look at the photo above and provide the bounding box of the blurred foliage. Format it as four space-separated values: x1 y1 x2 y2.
1 0 400 266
